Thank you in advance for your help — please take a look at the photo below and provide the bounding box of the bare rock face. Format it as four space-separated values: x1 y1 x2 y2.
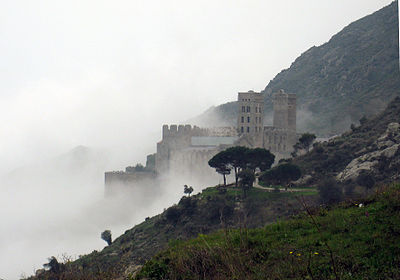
124 264 142 278
337 122 400 182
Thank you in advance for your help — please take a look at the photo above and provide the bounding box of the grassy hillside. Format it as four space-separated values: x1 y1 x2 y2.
193 1 400 136
28 187 318 279
136 183 400 280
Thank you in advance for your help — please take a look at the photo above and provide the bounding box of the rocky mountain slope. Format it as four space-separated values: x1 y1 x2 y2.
291 96 400 187
193 1 400 136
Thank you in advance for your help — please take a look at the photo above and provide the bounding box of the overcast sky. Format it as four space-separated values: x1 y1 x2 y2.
0 0 394 173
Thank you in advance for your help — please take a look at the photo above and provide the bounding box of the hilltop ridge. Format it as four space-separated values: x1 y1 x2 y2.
193 1 400 136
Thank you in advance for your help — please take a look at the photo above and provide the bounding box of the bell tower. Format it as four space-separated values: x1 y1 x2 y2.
273 89 296 131
237 90 264 135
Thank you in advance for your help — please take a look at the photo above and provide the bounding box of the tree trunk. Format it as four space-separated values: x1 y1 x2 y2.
234 167 238 187
223 174 226 186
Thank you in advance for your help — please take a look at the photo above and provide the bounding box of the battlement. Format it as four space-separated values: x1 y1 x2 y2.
162 124 237 139
162 124 199 138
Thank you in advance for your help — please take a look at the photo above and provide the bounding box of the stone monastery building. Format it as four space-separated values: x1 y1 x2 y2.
155 89 297 177
105 89 296 192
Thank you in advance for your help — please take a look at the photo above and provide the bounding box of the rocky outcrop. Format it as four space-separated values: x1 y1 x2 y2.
337 122 400 182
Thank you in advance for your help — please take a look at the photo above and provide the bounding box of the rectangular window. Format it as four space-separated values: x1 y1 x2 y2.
247 127 250 133
241 116 244 123
242 106 245 112
246 106 250 112
247 116 250 123
241 127 244 133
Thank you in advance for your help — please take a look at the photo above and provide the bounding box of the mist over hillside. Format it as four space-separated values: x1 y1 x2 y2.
193 1 400 136
0 147 185 279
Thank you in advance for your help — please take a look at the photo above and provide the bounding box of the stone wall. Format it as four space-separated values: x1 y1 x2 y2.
169 147 220 180
156 124 236 174
273 89 296 131
263 126 296 158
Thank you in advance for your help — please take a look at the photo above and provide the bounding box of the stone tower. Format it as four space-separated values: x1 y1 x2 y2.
237 90 264 136
273 89 296 131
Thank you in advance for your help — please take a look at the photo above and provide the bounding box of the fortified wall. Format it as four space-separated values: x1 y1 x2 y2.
263 126 296 157
105 89 297 194
156 125 237 174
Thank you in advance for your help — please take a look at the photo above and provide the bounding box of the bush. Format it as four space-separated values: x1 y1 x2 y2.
317 178 343 204
259 163 301 186
101 230 112 246
165 206 181 223
356 171 375 191
178 196 197 215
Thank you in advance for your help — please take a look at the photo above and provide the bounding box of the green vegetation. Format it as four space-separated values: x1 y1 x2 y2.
126 164 145 172
43 257 64 274
183 185 194 197
238 169 255 197
259 163 301 189
101 230 112 246
29 185 318 280
208 146 274 187
293 133 316 156
136 183 400 280
317 177 344 205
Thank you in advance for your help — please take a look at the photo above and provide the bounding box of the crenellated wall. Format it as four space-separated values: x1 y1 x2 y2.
156 124 237 174
162 124 237 139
